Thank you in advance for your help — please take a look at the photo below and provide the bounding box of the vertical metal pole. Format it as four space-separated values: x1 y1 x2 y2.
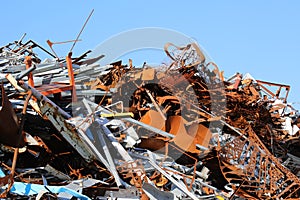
5 90 32 194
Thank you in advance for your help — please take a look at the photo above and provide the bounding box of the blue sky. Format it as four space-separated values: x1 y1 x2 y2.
1 1 300 108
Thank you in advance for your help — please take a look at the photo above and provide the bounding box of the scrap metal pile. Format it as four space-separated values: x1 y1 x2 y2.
0 37 299 199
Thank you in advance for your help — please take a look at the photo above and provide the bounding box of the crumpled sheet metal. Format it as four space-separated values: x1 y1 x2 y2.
10 182 90 200
0 167 90 199
39 101 96 162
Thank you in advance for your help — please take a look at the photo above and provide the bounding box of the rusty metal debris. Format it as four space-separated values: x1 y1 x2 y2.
0 35 299 200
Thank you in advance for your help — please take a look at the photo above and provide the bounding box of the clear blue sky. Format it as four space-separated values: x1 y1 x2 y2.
2 1 300 108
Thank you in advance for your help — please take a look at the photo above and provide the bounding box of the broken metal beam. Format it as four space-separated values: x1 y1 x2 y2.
6 74 71 119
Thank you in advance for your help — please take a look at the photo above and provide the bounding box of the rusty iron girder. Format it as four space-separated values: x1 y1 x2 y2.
256 80 290 103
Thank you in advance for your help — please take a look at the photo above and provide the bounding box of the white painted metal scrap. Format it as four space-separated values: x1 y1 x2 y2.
40 102 95 162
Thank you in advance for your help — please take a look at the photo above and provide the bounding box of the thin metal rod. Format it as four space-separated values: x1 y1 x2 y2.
51 39 82 45
11 91 32 174
5 91 32 195
12 33 26 50
145 89 166 121
70 9 94 52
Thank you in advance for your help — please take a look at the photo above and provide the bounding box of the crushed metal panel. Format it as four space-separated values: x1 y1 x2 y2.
10 181 91 200
40 101 95 162
57 178 105 199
